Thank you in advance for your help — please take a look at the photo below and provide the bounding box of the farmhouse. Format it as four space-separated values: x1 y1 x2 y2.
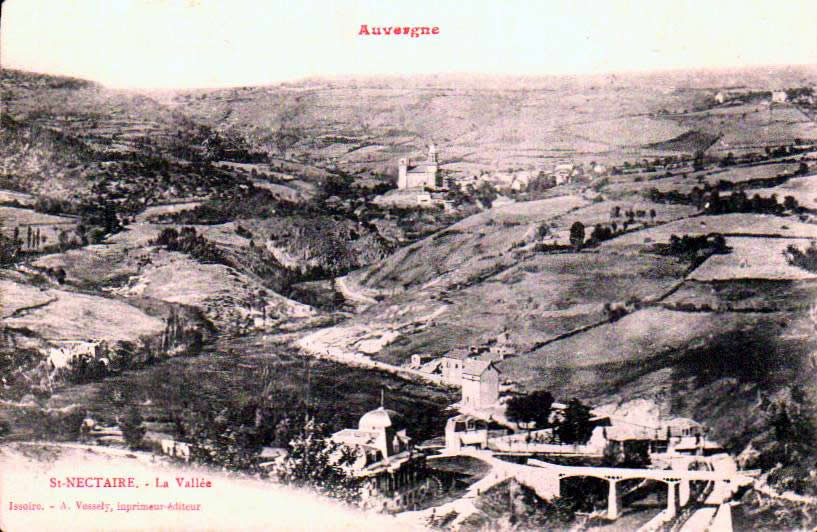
330 406 432 512
398 143 443 190
771 90 788 103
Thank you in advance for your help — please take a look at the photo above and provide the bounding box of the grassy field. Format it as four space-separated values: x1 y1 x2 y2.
689 237 817 281
451 195 589 230
561 115 689 147
2 278 164 342
0 206 76 244
134 201 203 222
498 307 814 410
664 279 817 312
606 213 817 246
34 244 147 288
551 199 698 228
740 174 817 207
113 250 314 330
336 244 690 366
671 103 817 146
705 162 802 185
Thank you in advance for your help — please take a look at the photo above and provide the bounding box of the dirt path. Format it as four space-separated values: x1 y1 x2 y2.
335 275 378 305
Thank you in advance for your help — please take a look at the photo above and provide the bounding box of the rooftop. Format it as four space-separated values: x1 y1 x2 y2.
359 406 403 431
463 359 497 376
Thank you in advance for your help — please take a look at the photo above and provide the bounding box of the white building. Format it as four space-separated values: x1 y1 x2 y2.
398 143 443 190
444 414 491 452
461 360 500 409
47 339 108 369
330 407 433 512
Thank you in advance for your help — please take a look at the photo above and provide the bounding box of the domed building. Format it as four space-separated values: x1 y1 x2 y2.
330 406 433 512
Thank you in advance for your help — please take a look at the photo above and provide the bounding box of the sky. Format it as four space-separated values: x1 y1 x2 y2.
2 0 816 89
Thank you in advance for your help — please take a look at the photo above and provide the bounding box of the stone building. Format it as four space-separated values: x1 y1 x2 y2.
440 348 471 385
330 406 433 512
461 360 500 409
398 143 443 190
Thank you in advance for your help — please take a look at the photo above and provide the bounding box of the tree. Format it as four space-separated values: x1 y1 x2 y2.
602 440 650 468
766 396 816 463
785 242 817 273
554 399 594 445
271 417 360 503
506 390 555 430
589 224 613 244
693 150 705 172
569 222 585 251
184 406 263 472
535 222 551 240
720 152 736 167
120 406 146 450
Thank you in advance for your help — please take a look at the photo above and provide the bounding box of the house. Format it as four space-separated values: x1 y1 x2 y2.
330 407 433 512
440 348 471 385
257 446 288 470
461 360 500 409
589 415 720 456
409 353 435 369
553 163 574 185
398 143 443 190
772 90 788 103
444 414 491 452
160 439 191 461
47 339 108 370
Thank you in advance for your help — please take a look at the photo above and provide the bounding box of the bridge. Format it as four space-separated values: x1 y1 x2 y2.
526 457 756 520
428 450 755 523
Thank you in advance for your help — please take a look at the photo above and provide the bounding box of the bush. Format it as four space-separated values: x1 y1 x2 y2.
120 406 146 450
785 242 817 272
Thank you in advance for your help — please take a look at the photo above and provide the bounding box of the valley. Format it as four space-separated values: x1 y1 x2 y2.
2 66 817 530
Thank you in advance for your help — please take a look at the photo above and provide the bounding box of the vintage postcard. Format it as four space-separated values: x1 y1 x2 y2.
1 0 817 530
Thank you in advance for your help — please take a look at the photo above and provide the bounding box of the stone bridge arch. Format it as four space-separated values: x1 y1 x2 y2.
553 472 691 520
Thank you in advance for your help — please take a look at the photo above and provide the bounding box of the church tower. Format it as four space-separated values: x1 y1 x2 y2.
427 143 439 188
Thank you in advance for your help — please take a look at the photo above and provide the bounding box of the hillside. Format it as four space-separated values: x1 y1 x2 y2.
306 185 817 462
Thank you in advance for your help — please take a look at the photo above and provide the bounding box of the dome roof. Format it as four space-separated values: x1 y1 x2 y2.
358 407 402 431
